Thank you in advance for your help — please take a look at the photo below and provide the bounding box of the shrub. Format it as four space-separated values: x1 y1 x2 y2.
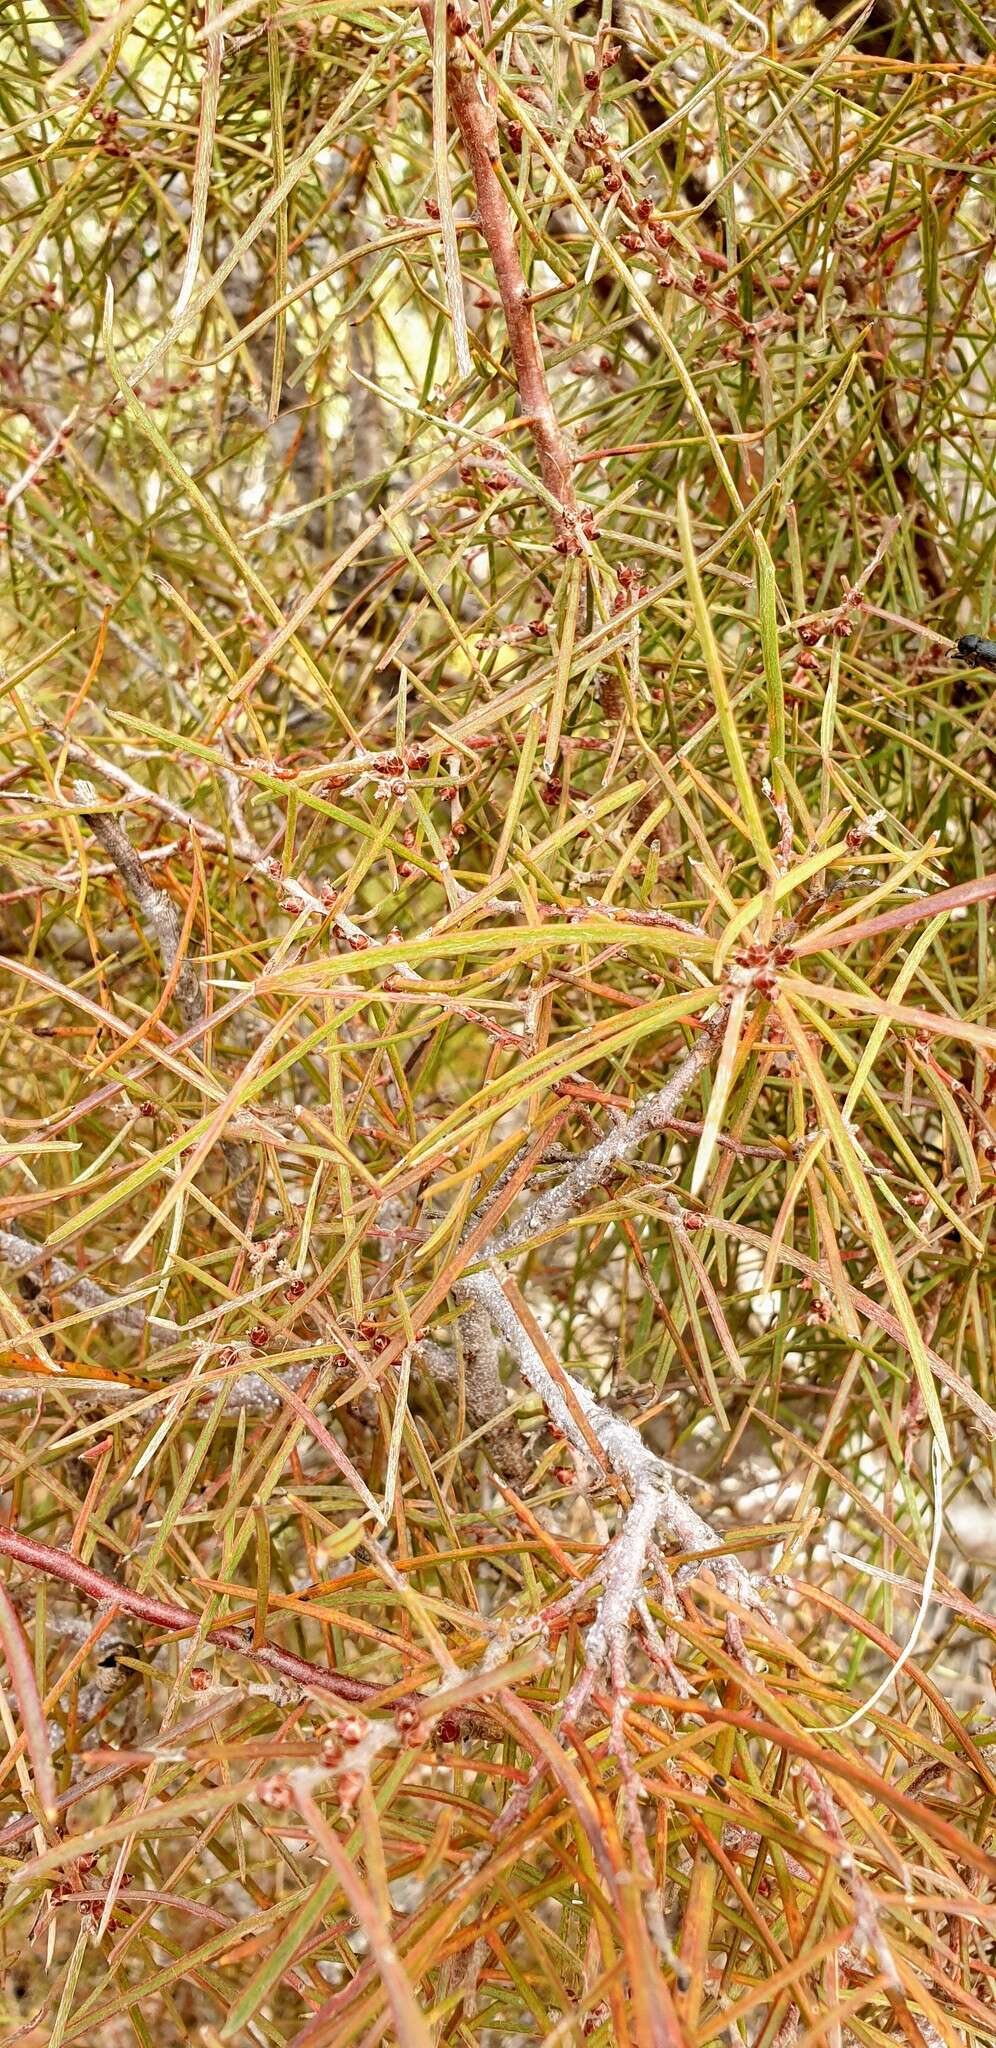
0 2 994 2042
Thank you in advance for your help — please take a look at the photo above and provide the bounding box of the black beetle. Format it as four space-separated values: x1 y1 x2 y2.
955 633 996 672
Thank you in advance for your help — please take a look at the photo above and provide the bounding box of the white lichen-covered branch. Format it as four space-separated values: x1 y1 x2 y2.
452 1003 767 1707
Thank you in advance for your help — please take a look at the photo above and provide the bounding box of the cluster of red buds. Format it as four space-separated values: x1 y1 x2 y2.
95 105 130 159
459 449 514 498
54 1853 99 1899
573 124 754 344
321 744 429 805
583 39 621 94
798 585 867 648
798 613 846 646
577 116 633 205
613 561 648 614
554 503 598 555
356 1318 391 1357
729 939 794 998
771 271 822 306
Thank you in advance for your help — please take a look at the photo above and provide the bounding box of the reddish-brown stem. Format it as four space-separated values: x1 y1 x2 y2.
0 1526 440 1720
422 8 580 546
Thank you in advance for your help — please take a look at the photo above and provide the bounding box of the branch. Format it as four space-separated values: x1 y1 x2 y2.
417 1289 529 1485
0 1225 302 1418
420 5 581 549
489 1006 730 1261
79 788 205 1032
0 1223 158 1342
453 1005 766 1610
463 1263 757 1603
0 1526 472 1734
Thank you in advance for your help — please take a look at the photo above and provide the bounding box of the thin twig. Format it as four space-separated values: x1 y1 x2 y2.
420 4 581 548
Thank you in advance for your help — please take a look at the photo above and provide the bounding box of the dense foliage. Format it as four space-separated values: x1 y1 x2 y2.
1 1 995 2042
